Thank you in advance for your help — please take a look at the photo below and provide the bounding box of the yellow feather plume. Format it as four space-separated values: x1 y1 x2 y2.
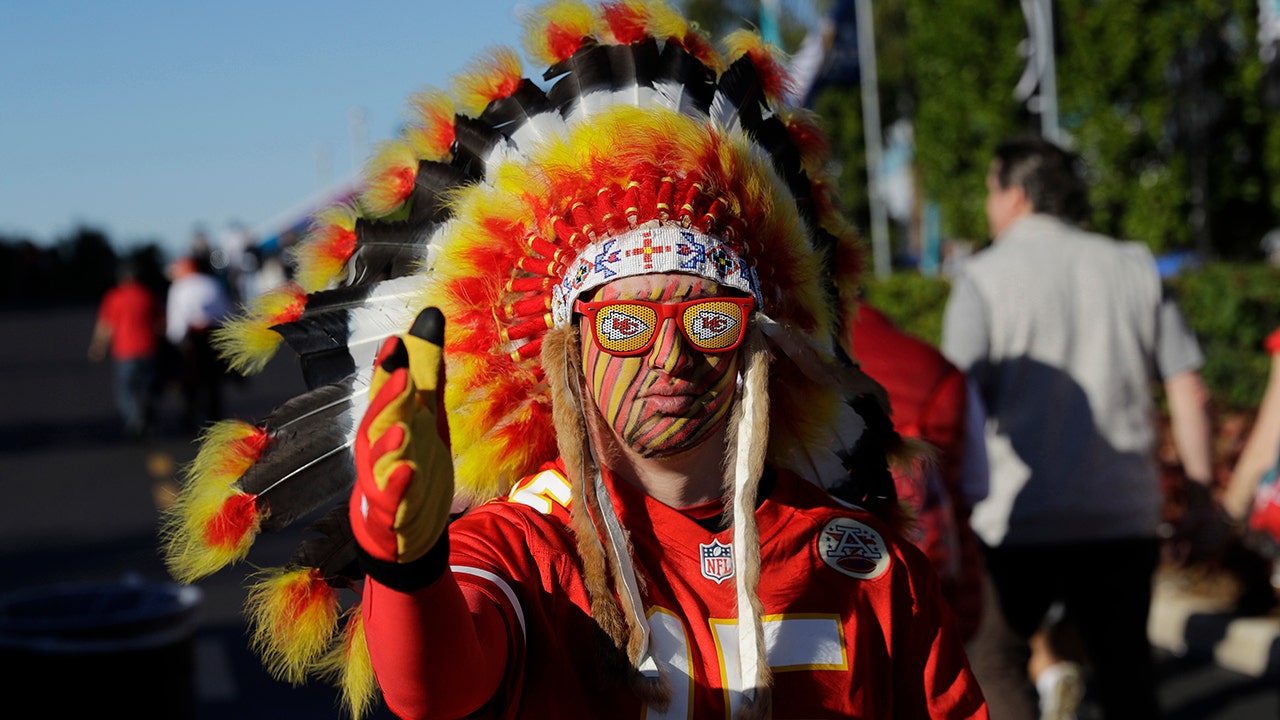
721 29 793 105
359 139 419 218
404 88 457 162
452 46 524 118
161 436 263 584
317 608 378 720
646 1 722 73
245 566 342 685
212 283 307 375
522 0 596 66
292 202 361 292
191 420 265 488
644 0 686 38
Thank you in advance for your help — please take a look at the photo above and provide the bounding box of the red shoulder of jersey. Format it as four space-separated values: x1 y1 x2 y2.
489 460 574 523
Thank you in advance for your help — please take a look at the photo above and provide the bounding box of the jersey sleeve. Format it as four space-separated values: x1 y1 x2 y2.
892 543 990 719
361 496 568 720
362 556 518 719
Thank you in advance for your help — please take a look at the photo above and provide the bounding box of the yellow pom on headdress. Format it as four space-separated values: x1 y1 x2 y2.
359 138 419 218
404 89 457 163
245 566 342 685
453 47 525 118
646 0 722 72
598 0 650 44
212 282 307 375
317 608 378 720
523 0 597 65
291 203 360 292
161 420 272 582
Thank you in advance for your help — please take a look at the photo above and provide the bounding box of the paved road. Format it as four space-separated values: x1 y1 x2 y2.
0 304 1274 719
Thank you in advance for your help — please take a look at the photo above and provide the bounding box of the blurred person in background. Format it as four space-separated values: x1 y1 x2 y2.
88 260 161 439
941 137 1220 720
165 255 233 429
1224 327 1280 586
850 302 989 644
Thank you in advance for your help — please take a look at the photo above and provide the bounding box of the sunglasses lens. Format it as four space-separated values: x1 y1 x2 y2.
593 303 658 354
682 299 745 351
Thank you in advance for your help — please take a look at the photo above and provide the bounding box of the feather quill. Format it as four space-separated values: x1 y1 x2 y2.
709 53 765 135
291 505 363 588
652 41 716 115
236 378 364 534
273 274 430 390
341 218 442 288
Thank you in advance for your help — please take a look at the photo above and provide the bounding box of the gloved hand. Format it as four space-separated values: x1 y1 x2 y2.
350 307 454 565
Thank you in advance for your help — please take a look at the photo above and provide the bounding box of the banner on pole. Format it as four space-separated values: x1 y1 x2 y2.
789 0 860 107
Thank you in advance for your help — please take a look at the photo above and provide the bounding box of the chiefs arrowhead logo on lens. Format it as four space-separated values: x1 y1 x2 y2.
601 309 651 342
689 308 736 342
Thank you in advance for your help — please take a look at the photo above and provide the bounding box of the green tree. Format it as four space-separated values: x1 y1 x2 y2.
906 0 1279 260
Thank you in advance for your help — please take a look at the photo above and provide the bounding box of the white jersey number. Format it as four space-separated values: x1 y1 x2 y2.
645 610 848 719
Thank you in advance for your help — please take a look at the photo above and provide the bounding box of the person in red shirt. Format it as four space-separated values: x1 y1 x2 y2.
89 261 160 438
850 304 988 643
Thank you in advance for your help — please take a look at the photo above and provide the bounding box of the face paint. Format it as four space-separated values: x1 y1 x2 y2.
579 273 742 458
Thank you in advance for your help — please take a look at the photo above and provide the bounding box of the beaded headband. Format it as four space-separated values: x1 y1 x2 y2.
550 226 761 326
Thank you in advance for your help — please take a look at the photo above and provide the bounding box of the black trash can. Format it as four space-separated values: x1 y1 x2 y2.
0 577 203 719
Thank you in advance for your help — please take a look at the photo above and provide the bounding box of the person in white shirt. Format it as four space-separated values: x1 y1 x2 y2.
165 256 233 428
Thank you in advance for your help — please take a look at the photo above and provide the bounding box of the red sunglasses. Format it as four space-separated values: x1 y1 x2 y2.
575 296 755 356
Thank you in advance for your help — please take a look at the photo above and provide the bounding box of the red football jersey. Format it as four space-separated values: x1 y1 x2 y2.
363 461 988 719
97 280 158 359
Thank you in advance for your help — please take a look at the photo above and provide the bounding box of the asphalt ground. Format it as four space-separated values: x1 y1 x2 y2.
0 303 1274 719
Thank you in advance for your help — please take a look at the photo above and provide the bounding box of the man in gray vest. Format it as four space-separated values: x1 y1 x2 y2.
942 137 1218 719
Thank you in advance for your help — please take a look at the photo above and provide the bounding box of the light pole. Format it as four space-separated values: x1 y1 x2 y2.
1015 0 1062 145
855 0 890 279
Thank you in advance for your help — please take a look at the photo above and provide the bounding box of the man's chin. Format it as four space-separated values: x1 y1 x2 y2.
624 416 728 459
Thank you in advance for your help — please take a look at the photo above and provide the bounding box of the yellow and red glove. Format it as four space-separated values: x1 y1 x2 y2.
350 308 454 571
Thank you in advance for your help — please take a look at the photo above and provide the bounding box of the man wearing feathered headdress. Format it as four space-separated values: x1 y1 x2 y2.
161 2 988 717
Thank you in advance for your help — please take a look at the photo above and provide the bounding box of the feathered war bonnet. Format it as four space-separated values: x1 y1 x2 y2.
158 1 873 716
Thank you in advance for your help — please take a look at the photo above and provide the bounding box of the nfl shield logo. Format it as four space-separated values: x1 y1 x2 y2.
699 539 734 584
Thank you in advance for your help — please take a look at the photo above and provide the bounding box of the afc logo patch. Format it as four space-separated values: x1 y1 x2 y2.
699 539 734 584
818 517 890 580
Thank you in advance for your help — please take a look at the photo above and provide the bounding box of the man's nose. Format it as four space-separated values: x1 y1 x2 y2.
646 318 693 373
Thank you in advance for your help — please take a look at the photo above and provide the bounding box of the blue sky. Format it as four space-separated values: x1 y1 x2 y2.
3 1 822 262
1 1 541 259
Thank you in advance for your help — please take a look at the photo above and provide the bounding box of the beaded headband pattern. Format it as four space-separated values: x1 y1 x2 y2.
550 226 761 326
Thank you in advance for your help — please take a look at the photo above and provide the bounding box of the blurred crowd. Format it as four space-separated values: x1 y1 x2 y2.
87 225 288 439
